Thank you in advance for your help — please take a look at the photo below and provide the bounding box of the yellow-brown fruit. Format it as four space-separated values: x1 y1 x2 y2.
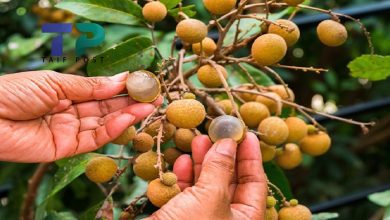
300 131 331 156
133 133 154 153
85 156 118 183
142 1 167 23
176 19 208 44
144 120 176 143
283 0 304 6
207 99 234 116
119 211 131 220
50 10 67 22
267 196 277 208
317 20 348 47
183 92 196 99
174 128 196 152
240 102 270 128
276 143 302 170
278 204 312 220
236 85 257 101
112 126 136 145
260 141 277 162
285 117 308 143
268 85 295 102
268 19 300 47
192 37 217 56
203 0 236 15
197 64 228 88
166 99 206 128
126 70 161 103
208 115 246 143
162 172 178 186
147 178 181 207
256 92 282 114
265 207 278 220
252 34 287 66
163 147 183 165
258 117 289 145
133 151 165 181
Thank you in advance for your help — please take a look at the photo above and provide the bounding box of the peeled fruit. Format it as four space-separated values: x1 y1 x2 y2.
252 34 287 66
85 156 117 183
278 204 312 220
283 0 304 6
256 92 282 114
260 141 277 162
163 147 183 165
166 99 206 128
112 126 136 145
265 207 278 220
258 117 289 145
203 0 236 15
192 37 217 56
208 115 246 143
240 102 270 128
276 143 302 170
285 117 308 143
317 20 348 47
133 132 154 153
142 1 167 23
268 85 295 102
133 151 165 181
197 64 228 88
176 19 208 44
126 70 161 103
268 19 300 47
208 99 234 116
300 131 331 156
161 172 178 186
144 120 176 143
174 128 195 152
147 178 181 207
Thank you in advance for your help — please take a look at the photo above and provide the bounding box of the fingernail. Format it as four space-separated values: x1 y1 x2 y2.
215 139 237 157
109 72 128 82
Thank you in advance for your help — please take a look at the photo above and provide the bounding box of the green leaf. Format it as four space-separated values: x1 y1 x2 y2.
348 55 390 81
87 36 155 76
56 0 143 25
264 162 293 200
79 201 105 220
368 190 390 207
169 5 197 18
45 211 78 220
226 63 273 87
312 212 339 220
160 0 181 9
384 206 390 220
5 33 51 60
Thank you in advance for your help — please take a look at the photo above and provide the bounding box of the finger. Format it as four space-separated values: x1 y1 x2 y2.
173 154 194 191
48 99 72 114
191 135 212 182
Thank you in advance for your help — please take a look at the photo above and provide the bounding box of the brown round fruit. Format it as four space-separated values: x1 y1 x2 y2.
207 99 234 116
85 156 118 183
240 102 270 128
317 20 348 47
268 85 295 102
112 126 136 145
166 99 206 129
285 117 308 143
163 147 183 165
203 0 236 15
147 178 181 207
126 70 161 103
192 37 217 56
266 207 278 220
252 34 287 66
133 151 165 181
144 120 176 143
258 117 289 145
278 204 312 220
283 0 304 6
300 131 331 156
197 64 228 88
142 1 167 23
276 143 302 170
133 132 154 153
256 92 282 114
268 19 300 47
176 19 208 44
208 115 246 143
174 128 196 152
260 141 277 162
236 85 257 101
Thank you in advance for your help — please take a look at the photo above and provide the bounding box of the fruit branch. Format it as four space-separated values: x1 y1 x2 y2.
155 118 166 180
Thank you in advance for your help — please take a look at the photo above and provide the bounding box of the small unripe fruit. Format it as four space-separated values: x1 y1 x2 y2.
163 147 183 165
258 117 289 145
268 85 295 102
192 37 217 56
317 20 348 47
203 0 236 15
285 117 308 143
278 204 312 220
276 143 302 170
268 19 300 47
133 151 165 181
112 126 136 145
161 172 178 186
266 207 278 220
144 120 176 143
119 211 132 220
142 1 167 23
183 92 196 99
166 99 206 129
300 131 331 156
289 199 299 206
283 0 304 6
133 133 154 153
85 156 118 183
197 64 228 88
147 178 181 207
208 115 246 143
126 70 161 103
256 92 282 114
208 99 234 116
174 128 196 152
260 141 277 162
240 102 270 128
267 196 277 208
252 34 287 66
176 19 208 44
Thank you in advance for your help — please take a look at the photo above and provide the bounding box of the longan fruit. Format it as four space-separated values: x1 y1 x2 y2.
268 85 295 102
161 172 178 186
176 19 208 44
50 10 67 22
258 117 289 145
267 196 277 208
300 131 331 156
119 211 131 220
208 115 246 143
266 207 278 220
163 147 183 165
317 20 348 47
256 92 282 114
174 128 195 152
203 0 236 15
85 156 118 183
268 19 300 47
112 126 136 145
285 117 308 143
183 92 196 99
142 1 167 23
126 70 161 103
166 99 206 129
144 120 176 143
240 102 270 128
146 178 181 207
236 85 257 101
197 64 228 88
283 0 304 6
133 133 154 153
207 99 234 116
278 203 312 220
133 151 165 181
192 37 217 56
276 143 302 170
260 141 277 162
252 34 287 66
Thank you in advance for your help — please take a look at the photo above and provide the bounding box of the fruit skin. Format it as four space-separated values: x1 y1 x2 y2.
207 99 234 116
112 126 136 145
166 99 206 129
276 143 302 170
300 131 331 156
133 151 165 181
174 128 196 152
285 117 308 143
260 141 277 162
163 147 183 165
283 0 304 6
133 132 154 153
162 172 178 186
142 1 167 23
268 85 295 102
268 19 300 47
278 204 312 220
176 19 208 44
252 34 287 66
203 0 236 15
256 92 282 114
317 20 348 47
240 102 270 128
126 70 161 103
192 37 217 56
265 207 278 220
258 117 289 145
147 178 181 208
144 120 176 143
208 115 246 143
197 64 228 88
85 156 118 183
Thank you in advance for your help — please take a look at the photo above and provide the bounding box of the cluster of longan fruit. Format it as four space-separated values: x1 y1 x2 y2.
32 5 74 24
266 196 312 220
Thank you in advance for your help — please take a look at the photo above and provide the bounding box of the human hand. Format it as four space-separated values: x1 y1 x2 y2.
148 132 267 220
0 71 161 163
